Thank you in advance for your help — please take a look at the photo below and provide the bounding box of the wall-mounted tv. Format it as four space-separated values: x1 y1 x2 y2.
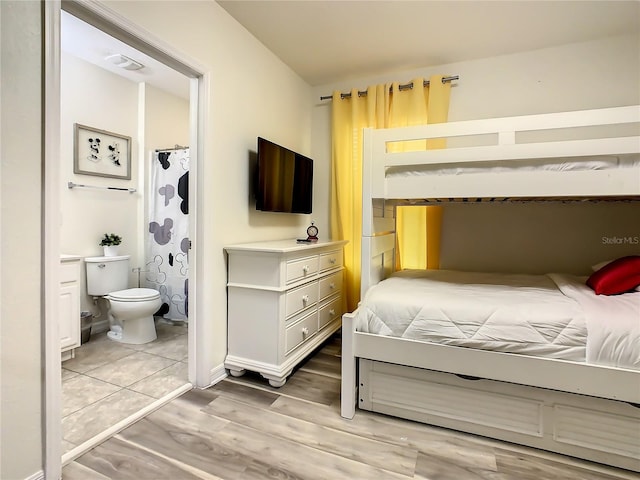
255 137 313 214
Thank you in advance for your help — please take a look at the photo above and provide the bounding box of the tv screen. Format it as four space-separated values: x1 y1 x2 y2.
256 137 313 214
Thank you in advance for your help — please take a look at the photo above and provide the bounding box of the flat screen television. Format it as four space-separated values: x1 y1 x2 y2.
255 137 313 214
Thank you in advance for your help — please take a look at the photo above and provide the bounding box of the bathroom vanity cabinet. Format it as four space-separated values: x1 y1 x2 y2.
225 239 347 387
60 255 81 361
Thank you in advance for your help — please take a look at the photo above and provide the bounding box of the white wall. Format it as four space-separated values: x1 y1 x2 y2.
440 202 640 275
143 83 190 152
100 0 314 386
311 33 640 274
60 52 142 317
0 2 43 479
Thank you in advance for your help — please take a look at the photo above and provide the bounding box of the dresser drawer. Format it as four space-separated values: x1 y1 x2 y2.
319 250 342 272
318 295 341 330
286 256 318 284
285 281 318 318
318 271 342 301
285 311 318 354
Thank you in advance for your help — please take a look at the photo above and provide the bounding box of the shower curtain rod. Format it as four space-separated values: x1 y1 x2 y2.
319 75 459 100
155 144 188 152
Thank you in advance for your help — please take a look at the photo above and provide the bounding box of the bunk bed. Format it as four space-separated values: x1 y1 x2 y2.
340 105 640 472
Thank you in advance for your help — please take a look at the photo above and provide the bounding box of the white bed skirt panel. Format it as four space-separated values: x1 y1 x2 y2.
359 359 640 472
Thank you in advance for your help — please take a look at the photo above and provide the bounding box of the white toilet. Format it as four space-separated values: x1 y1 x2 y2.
85 255 162 344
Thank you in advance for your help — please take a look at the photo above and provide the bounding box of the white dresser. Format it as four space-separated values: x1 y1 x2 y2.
60 255 81 361
225 239 347 387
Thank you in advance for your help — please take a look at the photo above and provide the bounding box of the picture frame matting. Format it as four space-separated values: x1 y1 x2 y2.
74 123 132 180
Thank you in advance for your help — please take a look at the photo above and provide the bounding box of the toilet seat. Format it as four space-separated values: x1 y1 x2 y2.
108 287 160 302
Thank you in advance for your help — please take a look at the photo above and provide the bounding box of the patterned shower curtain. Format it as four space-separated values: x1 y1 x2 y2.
145 148 189 321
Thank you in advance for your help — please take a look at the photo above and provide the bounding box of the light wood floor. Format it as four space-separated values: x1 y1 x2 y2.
63 333 637 480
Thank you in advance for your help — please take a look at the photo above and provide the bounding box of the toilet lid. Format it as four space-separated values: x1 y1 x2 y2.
108 288 160 302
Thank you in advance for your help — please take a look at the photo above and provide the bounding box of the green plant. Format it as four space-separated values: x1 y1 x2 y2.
99 233 122 246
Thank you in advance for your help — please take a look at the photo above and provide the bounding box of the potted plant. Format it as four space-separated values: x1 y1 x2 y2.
100 233 122 257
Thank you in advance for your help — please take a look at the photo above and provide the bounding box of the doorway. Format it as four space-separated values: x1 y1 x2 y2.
44 2 206 478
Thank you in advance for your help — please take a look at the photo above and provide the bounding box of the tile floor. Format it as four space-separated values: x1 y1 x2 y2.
61 320 188 455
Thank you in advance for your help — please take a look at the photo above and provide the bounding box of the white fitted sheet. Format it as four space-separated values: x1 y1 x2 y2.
355 269 640 369
386 155 640 177
354 269 590 361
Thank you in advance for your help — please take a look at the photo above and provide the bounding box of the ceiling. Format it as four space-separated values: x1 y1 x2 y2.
216 0 640 86
61 10 191 99
61 1 639 97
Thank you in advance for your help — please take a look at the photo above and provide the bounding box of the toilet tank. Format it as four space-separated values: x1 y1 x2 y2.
85 255 130 296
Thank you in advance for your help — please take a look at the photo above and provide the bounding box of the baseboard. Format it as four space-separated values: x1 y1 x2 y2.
24 470 44 480
209 363 227 387
90 318 109 334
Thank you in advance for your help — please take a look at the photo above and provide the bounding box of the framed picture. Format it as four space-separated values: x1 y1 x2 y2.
74 123 132 179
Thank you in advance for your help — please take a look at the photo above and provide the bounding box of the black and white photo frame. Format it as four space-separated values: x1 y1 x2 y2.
74 123 131 179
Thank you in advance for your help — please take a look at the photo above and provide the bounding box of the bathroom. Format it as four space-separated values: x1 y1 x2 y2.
59 11 192 456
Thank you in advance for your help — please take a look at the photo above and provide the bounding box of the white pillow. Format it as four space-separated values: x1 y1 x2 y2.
591 260 613 272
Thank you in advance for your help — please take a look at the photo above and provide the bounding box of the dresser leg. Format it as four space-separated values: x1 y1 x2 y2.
268 378 287 388
261 373 287 388
228 368 246 378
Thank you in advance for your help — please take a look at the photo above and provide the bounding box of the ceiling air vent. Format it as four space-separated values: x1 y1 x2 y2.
104 53 144 71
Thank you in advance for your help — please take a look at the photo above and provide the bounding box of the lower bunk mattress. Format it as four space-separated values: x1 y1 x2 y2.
353 269 640 370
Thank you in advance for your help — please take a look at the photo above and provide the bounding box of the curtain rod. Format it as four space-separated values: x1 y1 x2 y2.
319 75 459 101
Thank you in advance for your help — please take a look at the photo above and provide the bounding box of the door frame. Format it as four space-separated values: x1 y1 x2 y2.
43 1 208 477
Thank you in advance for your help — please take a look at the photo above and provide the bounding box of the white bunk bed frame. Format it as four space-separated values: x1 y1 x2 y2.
341 105 640 472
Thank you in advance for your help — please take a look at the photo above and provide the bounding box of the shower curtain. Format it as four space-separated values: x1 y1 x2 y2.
145 148 189 321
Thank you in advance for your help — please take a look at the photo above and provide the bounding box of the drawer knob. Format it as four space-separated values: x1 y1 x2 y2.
302 327 309 336
302 295 309 303
329 309 336 316
329 258 336 264
329 282 335 289
302 265 309 273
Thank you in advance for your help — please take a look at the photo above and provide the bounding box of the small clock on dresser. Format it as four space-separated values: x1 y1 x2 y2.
296 222 319 244
306 222 318 242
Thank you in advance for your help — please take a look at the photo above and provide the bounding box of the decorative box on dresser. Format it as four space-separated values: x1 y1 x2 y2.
60 255 82 361
225 239 347 387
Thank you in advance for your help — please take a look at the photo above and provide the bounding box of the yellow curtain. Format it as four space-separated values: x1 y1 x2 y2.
331 75 451 311
330 84 388 312
391 77 451 271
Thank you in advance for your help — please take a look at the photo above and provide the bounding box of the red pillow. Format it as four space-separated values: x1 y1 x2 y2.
586 255 640 295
